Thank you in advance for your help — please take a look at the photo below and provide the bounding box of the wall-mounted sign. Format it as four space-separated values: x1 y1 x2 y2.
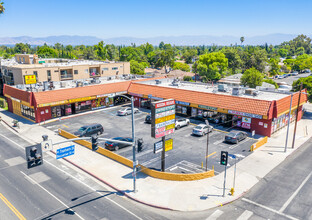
115 91 127 95
176 101 190 106
228 110 262 119
151 99 175 139
198 105 218 111
69 96 96 103
24 75 37 84
97 93 115 98
148 94 163 100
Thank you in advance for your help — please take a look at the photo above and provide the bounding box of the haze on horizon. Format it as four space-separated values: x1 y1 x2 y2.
0 0 311 39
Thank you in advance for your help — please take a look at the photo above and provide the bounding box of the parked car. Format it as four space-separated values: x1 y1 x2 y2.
290 71 299 76
74 124 104 137
117 107 139 116
277 75 284 79
105 137 133 151
224 131 247 144
192 124 213 136
145 114 151 124
175 118 190 129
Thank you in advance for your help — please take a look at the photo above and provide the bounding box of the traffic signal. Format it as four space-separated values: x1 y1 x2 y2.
25 145 43 169
220 151 228 166
91 135 99 151
137 138 144 153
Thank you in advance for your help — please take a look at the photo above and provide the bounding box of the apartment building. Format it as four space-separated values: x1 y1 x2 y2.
0 54 130 86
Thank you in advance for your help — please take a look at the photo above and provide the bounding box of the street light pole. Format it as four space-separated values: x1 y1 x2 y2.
131 96 137 192
292 83 303 149
284 94 293 153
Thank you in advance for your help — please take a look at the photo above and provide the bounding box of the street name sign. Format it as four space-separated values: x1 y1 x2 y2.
56 145 75 159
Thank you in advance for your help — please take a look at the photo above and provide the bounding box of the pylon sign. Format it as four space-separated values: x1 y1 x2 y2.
151 99 175 138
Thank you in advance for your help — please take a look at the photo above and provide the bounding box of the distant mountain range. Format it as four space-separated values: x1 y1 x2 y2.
0 34 309 46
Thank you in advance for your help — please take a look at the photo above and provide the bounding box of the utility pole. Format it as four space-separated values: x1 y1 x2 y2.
205 120 209 171
284 94 293 153
131 96 137 192
291 83 303 149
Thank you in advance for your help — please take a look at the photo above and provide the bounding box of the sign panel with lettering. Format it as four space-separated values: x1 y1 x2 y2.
151 99 175 138
165 138 173 152
56 145 75 159
24 75 37 84
228 110 262 119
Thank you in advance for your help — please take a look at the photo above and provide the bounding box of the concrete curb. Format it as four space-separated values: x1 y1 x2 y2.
0 119 19 133
49 150 173 211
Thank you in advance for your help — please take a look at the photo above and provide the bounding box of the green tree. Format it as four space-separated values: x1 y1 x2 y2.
269 58 280 76
173 62 190 72
83 46 96 60
292 76 312 102
197 52 228 80
240 67 264 88
183 76 192 81
37 46 58 58
0 2 4 14
278 48 288 57
182 48 197 64
240 36 245 45
263 79 278 89
94 41 107 60
130 60 145 75
222 47 242 74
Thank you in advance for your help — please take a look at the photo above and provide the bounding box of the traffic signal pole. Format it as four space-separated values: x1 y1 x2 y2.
223 165 227 197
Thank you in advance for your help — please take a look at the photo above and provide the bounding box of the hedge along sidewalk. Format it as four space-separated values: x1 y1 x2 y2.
58 129 215 181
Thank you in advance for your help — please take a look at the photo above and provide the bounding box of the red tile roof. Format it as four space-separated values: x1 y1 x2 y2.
128 83 273 116
33 81 131 105
276 89 308 115
3 84 32 103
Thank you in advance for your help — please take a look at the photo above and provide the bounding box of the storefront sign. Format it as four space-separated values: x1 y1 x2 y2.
129 92 143 98
97 93 115 98
148 95 163 100
24 75 37 84
165 138 173 152
198 105 218 111
151 99 175 138
228 110 262 119
190 103 198 108
176 101 190 106
38 100 69 107
11 97 21 103
241 122 251 129
69 96 96 103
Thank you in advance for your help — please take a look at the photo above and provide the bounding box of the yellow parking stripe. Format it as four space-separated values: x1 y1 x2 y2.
62 124 69 128
206 151 216 158
0 193 26 220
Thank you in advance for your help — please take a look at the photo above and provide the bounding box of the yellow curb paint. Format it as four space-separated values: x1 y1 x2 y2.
0 193 26 220
206 151 216 158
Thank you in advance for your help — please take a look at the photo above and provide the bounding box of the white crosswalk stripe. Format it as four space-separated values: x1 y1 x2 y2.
236 210 253 220
206 209 224 220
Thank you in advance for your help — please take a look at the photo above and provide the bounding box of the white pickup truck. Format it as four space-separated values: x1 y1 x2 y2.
175 118 190 130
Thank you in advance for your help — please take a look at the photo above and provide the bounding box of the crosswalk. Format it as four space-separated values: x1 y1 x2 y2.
206 209 254 220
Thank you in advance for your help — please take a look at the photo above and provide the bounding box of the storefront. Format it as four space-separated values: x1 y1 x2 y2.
271 109 297 134
91 93 115 110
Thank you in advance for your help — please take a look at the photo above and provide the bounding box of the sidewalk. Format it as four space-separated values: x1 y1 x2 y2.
1 105 312 211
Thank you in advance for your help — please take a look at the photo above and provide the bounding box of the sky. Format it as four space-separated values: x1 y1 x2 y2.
0 0 312 38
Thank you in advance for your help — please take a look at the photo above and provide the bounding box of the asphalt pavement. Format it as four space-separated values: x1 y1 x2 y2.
274 73 311 85
42 106 257 174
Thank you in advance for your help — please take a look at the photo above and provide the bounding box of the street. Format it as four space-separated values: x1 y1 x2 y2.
203 136 312 220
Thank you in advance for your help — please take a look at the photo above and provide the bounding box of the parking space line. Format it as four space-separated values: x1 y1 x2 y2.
229 138 250 149
206 152 216 158
177 166 196 173
141 154 168 166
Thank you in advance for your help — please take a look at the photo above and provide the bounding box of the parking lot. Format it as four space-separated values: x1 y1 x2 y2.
43 105 258 174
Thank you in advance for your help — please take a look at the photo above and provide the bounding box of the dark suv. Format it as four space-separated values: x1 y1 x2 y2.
145 114 151 124
74 124 104 137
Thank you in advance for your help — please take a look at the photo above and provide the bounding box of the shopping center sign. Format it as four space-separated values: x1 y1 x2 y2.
151 99 175 138
228 110 262 119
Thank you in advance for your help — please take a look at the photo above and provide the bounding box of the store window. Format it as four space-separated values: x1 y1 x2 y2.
112 67 118 70
47 70 51 81
74 70 78 75
75 101 92 113
21 104 35 121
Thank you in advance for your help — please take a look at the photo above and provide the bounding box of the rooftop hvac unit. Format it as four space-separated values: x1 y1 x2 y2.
218 84 229 92
232 87 243 95
245 88 255 95
43 81 49 91
155 80 162 84
60 81 67 88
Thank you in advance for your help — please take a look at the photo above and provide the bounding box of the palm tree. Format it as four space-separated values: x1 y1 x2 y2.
240 36 245 45
0 2 4 14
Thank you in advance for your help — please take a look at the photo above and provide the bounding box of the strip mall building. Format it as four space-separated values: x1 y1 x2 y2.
3 77 307 137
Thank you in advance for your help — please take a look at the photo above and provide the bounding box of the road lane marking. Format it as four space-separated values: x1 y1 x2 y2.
62 124 69 128
242 198 298 220
0 193 26 220
236 210 253 220
0 133 143 220
206 152 216 158
4 156 25 167
20 171 85 220
206 209 223 219
279 170 312 212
